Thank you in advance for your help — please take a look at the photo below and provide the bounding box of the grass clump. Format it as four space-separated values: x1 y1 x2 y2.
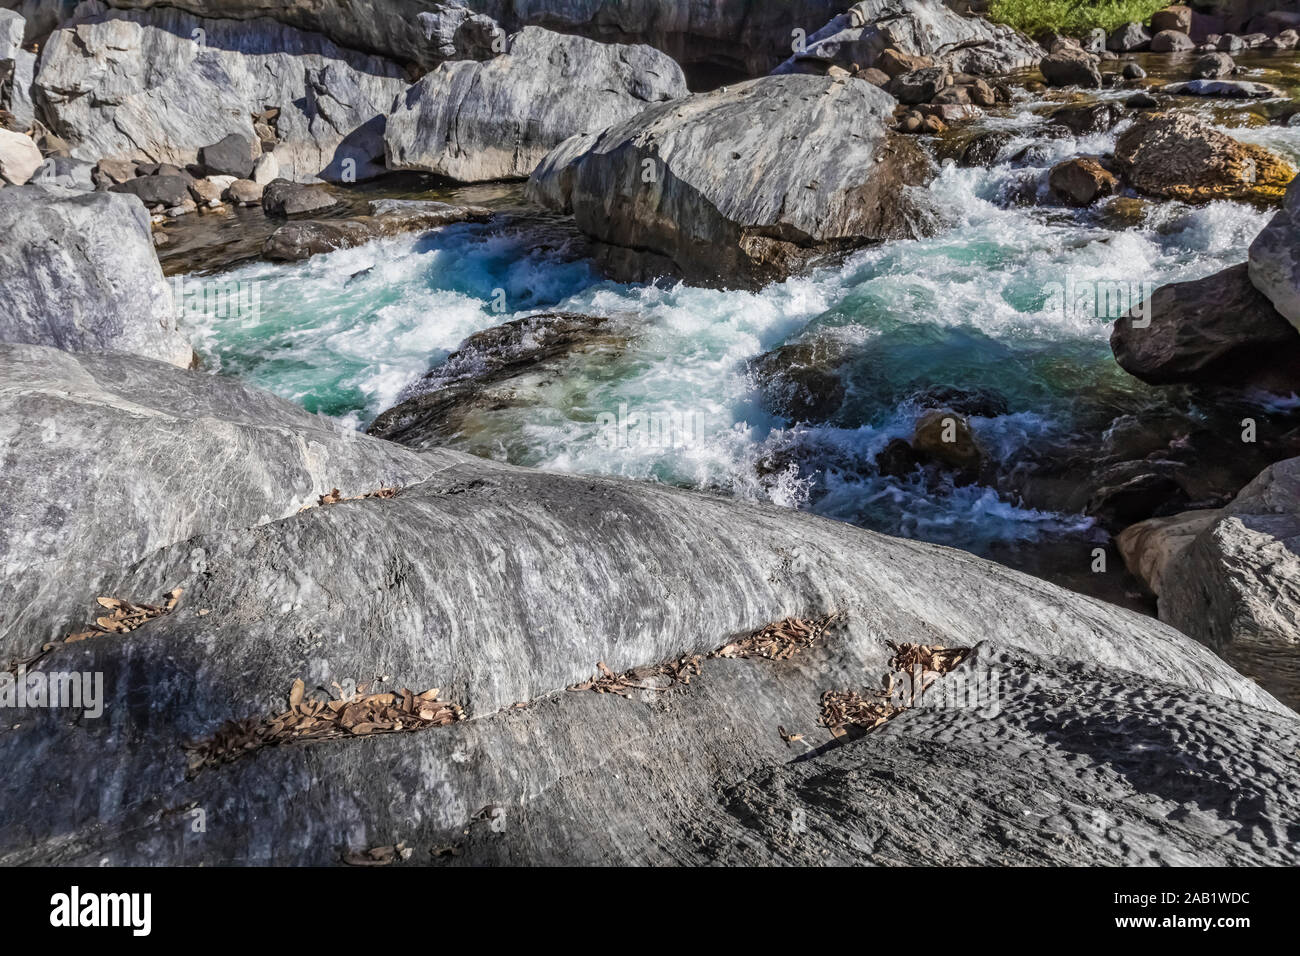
988 0 1170 36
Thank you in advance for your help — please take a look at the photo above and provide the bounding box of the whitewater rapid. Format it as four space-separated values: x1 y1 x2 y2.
187 87 1300 564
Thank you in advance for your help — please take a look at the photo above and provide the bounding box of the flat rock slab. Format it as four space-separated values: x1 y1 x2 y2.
262 200 493 261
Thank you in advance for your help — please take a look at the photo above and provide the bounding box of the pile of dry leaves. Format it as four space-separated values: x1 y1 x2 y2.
299 486 399 512
64 589 184 643
712 612 841 661
568 654 703 697
821 641 972 736
185 679 463 772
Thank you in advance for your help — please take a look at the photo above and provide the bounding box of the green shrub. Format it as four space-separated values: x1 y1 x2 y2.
987 0 1170 37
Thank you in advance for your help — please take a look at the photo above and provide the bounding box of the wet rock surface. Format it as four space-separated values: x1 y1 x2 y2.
263 199 493 261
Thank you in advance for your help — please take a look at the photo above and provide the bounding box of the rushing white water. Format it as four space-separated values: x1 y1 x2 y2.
189 97 1300 559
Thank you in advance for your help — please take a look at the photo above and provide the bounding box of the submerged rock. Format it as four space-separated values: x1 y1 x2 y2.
912 409 985 477
367 312 628 451
747 339 850 423
263 200 493 261
528 74 933 287
1 342 1295 865
1114 112 1295 203
1111 263 1300 391
1161 79 1285 98
0 186 191 367
1048 156 1118 206
384 27 688 184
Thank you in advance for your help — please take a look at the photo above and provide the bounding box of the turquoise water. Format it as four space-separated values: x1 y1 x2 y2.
188 96 1300 560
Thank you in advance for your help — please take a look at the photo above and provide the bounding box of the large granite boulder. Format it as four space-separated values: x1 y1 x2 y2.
0 343 1294 865
772 0 1042 77
263 199 494 261
1248 177 1300 333
384 27 688 183
1114 112 1295 203
528 74 933 286
34 6 406 182
101 0 846 75
0 343 457 658
1121 456 1300 708
1110 263 1300 392
0 186 191 366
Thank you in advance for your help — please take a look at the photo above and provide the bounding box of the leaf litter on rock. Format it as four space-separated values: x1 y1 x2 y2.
184 679 464 772
821 641 973 737
298 486 400 513
8 588 184 674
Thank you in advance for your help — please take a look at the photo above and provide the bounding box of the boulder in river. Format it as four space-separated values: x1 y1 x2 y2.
1191 52 1234 78
1150 29 1195 52
1249 177 1300 332
261 179 337 216
1121 456 1300 708
2 341 1295 864
1107 22 1152 52
1038 47 1102 88
1114 111 1294 203
197 132 258 179
747 339 851 423
527 74 934 287
384 27 688 184
34 6 406 182
263 200 494 261
1048 156 1118 206
1162 79 1284 98
368 312 629 452
1111 263 1300 392
0 186 191 367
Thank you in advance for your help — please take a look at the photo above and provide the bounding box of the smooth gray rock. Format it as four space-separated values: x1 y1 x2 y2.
34 6 406 182
384 27 688 183
0 342 1294 865
101 0 846 75
0 187 190 367
0 343 459 658
773 0 1041 77
109 172 192 208
528 74 933 286
1249 177 1300 333
263 199 493 261
1147 457 1300 708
